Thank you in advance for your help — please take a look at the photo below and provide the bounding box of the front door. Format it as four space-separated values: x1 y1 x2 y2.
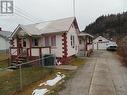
17 37 22 55
22 38 27 57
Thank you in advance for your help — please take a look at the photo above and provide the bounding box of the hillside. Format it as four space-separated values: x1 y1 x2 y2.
83 12 127 40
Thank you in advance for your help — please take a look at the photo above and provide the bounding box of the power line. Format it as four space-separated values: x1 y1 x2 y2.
14 6 41 22
14 10 36 23
0 5 36 23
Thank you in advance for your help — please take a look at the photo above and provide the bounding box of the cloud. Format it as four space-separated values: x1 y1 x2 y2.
0 0 127 31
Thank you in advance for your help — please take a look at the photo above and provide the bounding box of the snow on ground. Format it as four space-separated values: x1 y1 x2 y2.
32 89 49 95
46 73 65 86
32 72 66 95
38 72 65 87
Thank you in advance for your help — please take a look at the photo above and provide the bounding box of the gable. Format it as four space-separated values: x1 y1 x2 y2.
93 36 109 43
10 25 31 38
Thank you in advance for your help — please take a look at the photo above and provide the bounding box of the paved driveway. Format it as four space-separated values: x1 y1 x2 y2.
59 50 127 95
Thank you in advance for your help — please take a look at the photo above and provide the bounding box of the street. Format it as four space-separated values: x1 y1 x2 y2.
59 50 127 95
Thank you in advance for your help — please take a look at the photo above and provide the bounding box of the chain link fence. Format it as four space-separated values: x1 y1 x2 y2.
0 55 56 95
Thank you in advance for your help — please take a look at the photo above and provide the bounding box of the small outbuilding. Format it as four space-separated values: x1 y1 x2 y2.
93 36 117 50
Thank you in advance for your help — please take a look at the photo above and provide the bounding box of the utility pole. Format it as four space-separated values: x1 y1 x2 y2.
73 0 76 17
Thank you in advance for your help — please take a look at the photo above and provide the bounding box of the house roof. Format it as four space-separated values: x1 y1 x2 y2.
78 32 94 38
0 31 11 40
11 17 78 37
93 36 110 42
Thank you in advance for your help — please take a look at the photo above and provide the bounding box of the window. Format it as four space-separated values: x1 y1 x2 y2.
71 35 73 46
45 36 50 46
73 36 75 45
45 35 56 47
99 40 102 42
51 35 56 46
70 35 75 48
23 38 26 47
32 38 39 46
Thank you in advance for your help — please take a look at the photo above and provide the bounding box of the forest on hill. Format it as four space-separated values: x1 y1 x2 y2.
83 12 127 40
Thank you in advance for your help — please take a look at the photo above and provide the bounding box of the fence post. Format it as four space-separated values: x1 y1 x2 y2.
19 65 23 90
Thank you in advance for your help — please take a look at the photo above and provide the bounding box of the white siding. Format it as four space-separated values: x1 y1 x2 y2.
41 48 50 55
79 38 85 50
11 48 17 55
93 36 110 50
39 37 45 47
0 37 9 50
51 35 63 57
25 38 30 48
13 38 30 48
67 25 79 57
31 48 39 56
40 35 63 57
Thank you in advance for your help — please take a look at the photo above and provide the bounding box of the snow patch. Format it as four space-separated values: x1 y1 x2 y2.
46 74 65 86
38 72 65 87
32 88 49 95
57 61 62 65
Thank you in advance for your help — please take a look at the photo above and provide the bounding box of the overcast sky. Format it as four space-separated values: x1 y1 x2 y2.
0 0 127 31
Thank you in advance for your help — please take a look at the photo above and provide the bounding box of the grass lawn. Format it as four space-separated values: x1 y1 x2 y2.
0 57 86 95
70 57 85 67
14 69 74 95
0 67 54 95
14 57 85 95
0 53 9 68
0 53 9 61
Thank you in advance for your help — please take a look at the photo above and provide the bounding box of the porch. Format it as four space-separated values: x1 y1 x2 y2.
78 33 93 57
10 46 52 64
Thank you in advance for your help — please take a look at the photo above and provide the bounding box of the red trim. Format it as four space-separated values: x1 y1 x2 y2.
56 56 72 64
61 33 68 64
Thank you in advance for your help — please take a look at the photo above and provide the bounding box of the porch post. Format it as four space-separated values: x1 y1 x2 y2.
17 37 19 56
85 36 88 51
29 36 32 57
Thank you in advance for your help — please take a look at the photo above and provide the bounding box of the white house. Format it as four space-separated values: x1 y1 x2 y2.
10 17 80 64
0 28 11 52
78 32 93 56
93 36 117 50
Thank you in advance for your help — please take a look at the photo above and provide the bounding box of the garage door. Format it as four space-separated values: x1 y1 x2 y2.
98 42 108 49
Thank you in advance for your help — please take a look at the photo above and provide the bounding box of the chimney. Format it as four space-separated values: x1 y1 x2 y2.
0 27 2 31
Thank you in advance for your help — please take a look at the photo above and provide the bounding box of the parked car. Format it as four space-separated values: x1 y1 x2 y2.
107 46 117 51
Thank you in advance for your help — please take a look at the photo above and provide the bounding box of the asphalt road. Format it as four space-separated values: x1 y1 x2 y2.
59 50 127 95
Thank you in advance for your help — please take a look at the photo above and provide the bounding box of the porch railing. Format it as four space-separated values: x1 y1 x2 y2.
10 46 51 63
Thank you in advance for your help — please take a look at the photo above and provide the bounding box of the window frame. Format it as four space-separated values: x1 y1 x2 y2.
32 38 39 47
70 35 75 48
51 35 56 46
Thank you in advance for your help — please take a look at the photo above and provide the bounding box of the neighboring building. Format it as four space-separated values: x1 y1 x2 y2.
0 28 11 52
93 36 117 50
10 17 80 64
78 32 93 56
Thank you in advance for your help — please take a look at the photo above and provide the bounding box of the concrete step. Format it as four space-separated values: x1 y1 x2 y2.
12 60 22 64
